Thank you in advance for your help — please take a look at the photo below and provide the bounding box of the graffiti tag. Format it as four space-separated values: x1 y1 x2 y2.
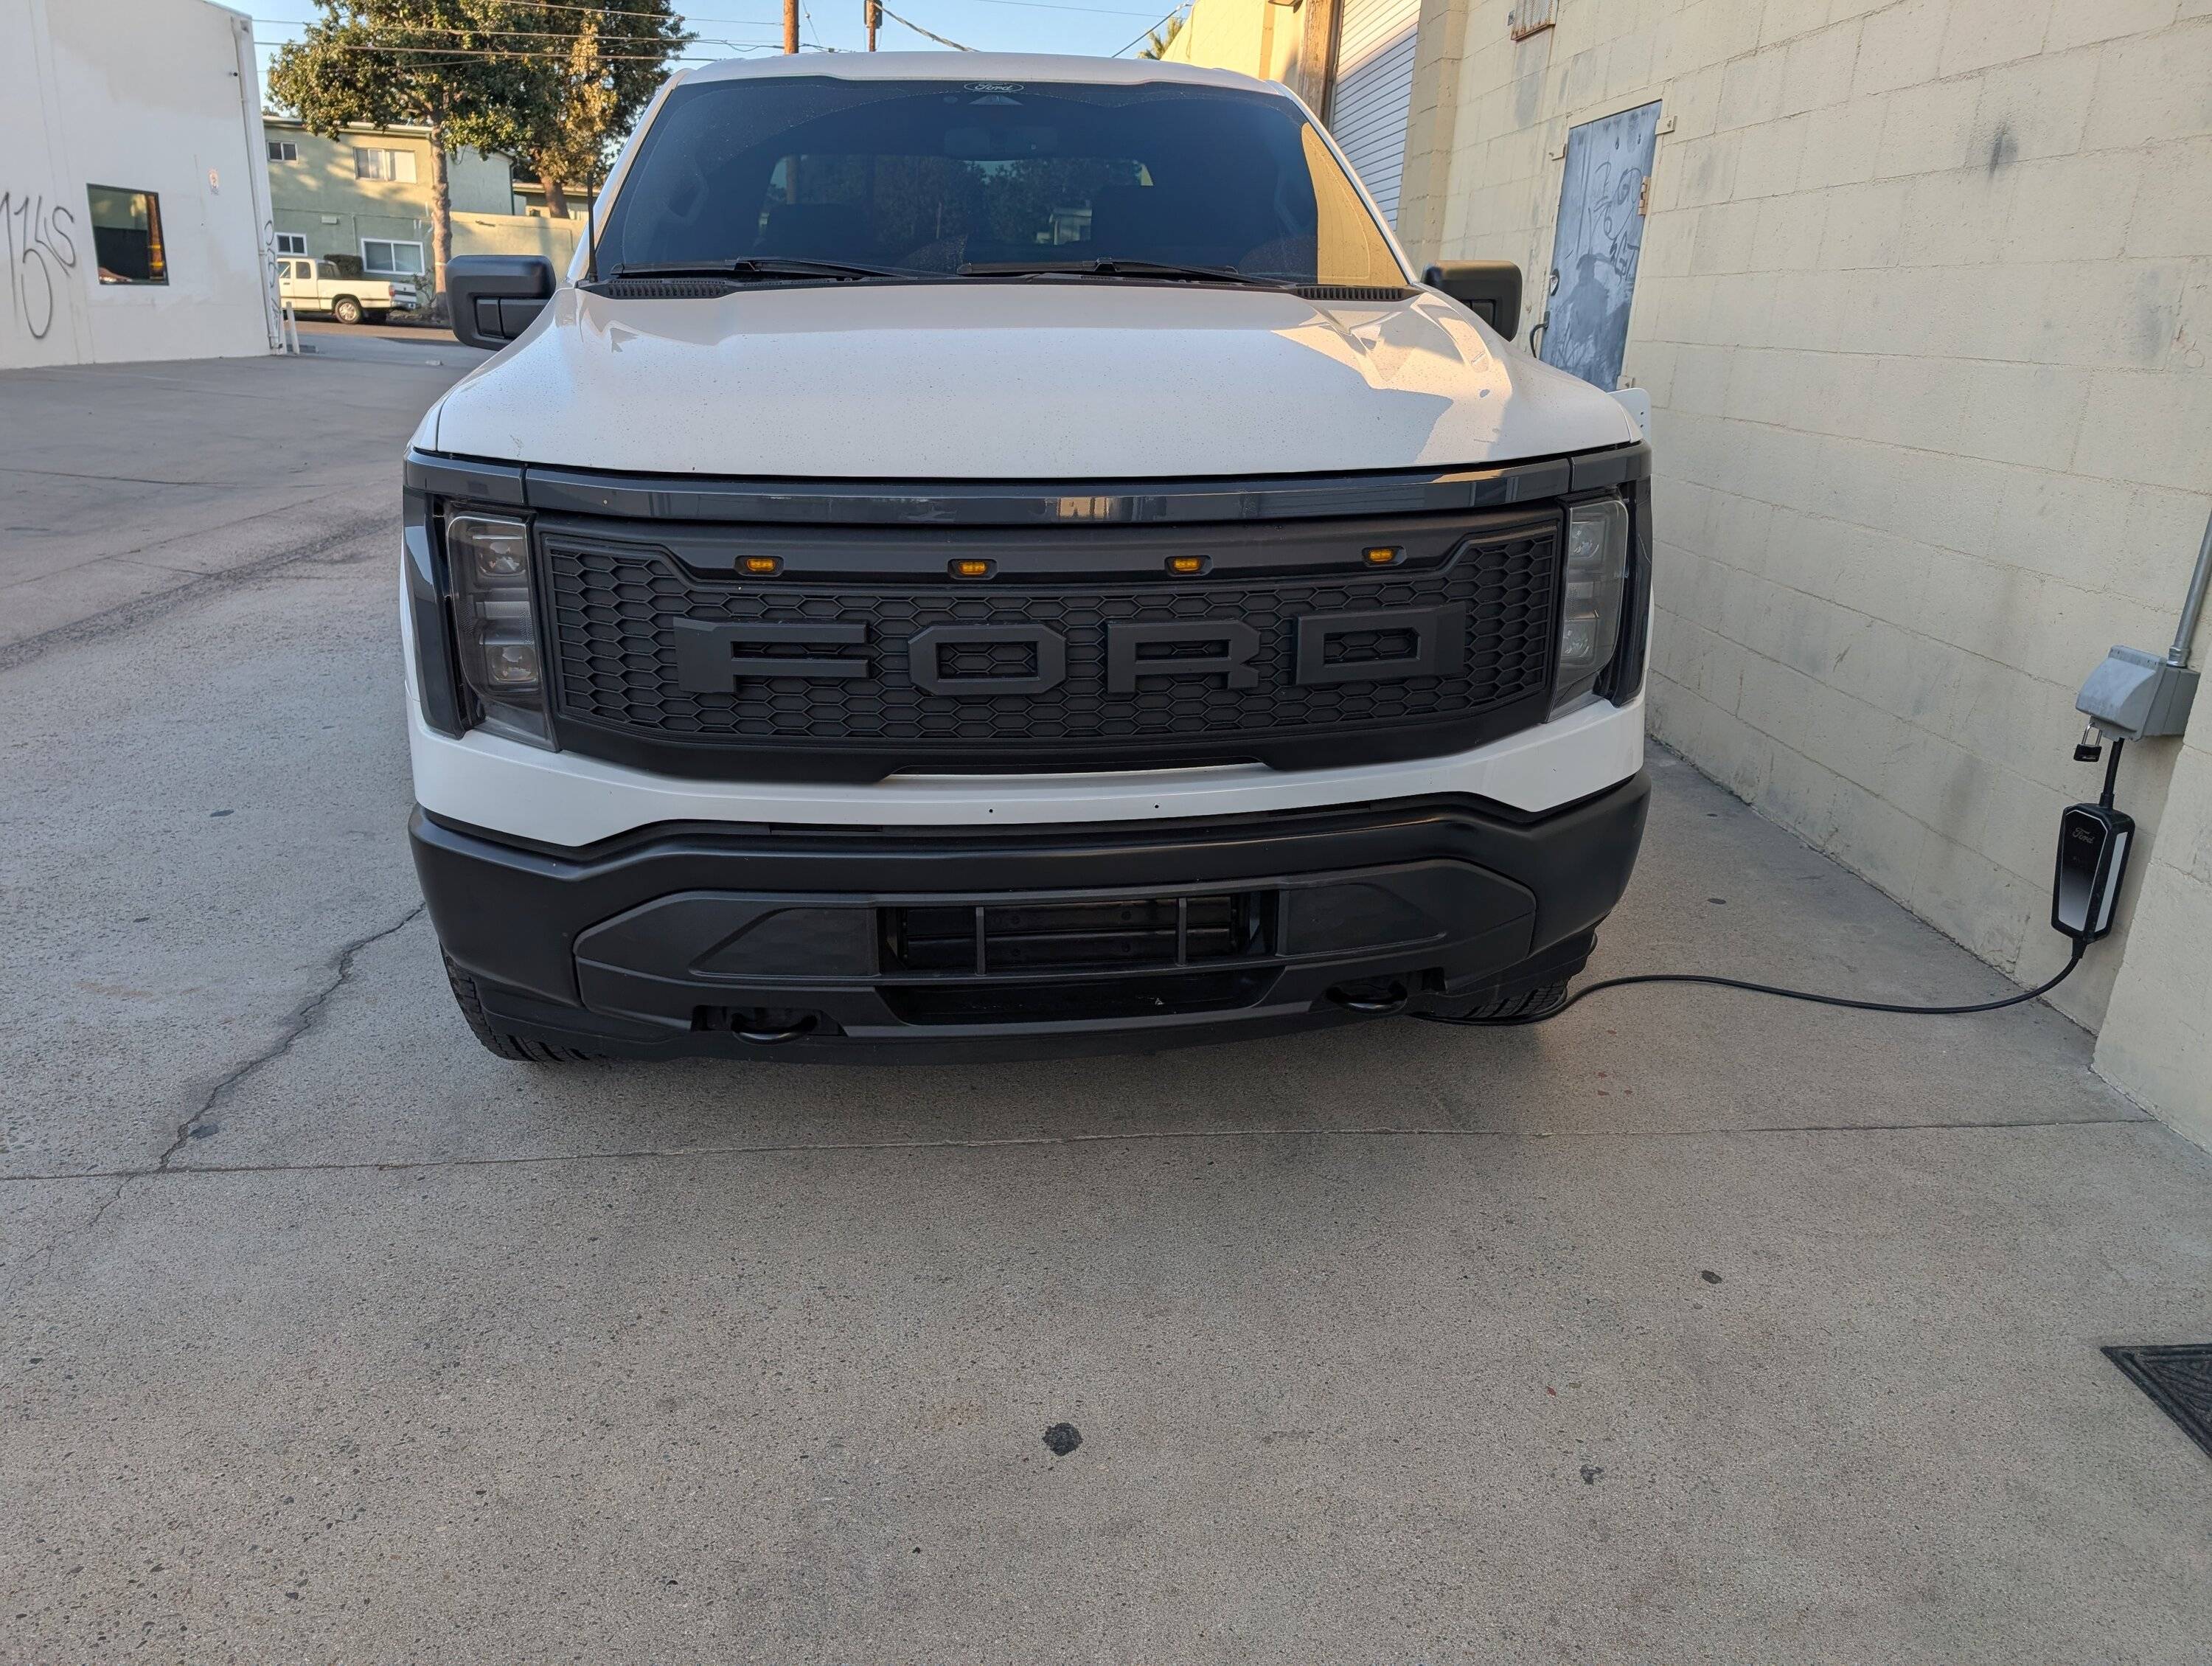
1 191 81 341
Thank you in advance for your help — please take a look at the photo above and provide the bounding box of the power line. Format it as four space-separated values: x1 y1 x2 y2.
964 0 1165 15
256 21 698 43
253 3 785 29
1110 1 1181 55
256 36 779 58
876 4 970 47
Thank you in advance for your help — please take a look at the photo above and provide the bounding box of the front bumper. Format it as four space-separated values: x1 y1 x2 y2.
413 773 1649 1061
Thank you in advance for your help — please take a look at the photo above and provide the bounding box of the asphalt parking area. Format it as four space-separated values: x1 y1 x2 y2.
4 353 2210 1663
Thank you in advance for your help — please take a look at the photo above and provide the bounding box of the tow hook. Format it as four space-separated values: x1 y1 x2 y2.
735 1015 818 1045
1326 979 1409 1016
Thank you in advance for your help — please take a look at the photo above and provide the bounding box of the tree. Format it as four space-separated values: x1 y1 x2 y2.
1138 10 1186 58
268 1 547 307
512 4 689 220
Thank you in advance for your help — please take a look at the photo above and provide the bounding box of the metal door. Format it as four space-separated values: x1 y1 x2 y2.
1328 0 1422 225
1536 101 1660 391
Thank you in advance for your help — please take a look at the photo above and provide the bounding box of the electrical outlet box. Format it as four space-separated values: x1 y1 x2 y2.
2053 803 2133 944
2078 645 2198 741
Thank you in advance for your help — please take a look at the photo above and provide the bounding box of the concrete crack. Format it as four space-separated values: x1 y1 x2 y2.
0 507 389 673
5 1111 2152 1190
154 902 428 1172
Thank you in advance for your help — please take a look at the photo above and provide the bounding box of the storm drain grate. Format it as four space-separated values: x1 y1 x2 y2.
2104 1344 2212 1460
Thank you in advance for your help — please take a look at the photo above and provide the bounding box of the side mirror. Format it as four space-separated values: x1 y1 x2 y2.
1423 260 1523 339
448 254 556 350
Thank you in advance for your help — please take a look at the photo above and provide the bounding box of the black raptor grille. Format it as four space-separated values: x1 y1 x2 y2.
540 516 1559 780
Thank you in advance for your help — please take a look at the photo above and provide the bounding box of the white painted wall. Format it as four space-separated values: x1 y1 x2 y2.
1 0 276 369
1402 0 2212 1144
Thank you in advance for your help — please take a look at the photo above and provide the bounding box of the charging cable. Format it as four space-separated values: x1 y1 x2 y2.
1421 742 2123 1030
1413 944 2085 1029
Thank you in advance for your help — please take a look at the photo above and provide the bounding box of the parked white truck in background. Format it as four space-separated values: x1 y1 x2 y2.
404 53 1653 1062
278 257 422 325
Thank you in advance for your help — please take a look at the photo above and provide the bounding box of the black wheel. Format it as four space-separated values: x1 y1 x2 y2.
445 954 598 1062
1416 976 1571 1024
331 294 363 325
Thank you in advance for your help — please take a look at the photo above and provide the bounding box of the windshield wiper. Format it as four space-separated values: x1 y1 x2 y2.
958 259 1294 289
605 258 919 282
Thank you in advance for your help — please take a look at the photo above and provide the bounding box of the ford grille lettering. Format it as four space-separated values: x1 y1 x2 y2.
672 605 1463 697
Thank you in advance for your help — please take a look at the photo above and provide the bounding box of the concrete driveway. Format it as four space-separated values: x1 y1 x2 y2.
4 351 2210 1664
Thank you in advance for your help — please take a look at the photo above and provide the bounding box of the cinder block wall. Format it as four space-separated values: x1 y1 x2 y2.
1398 0 2212 1133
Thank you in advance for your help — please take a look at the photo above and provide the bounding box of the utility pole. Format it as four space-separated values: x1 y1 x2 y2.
784 0 799 52
866 0 879 49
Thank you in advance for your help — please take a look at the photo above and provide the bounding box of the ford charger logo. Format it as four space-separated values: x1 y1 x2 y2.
671 605 1467 697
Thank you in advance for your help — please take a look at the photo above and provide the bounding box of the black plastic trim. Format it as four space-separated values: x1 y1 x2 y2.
411 773 1649 1061
410 454 526 508
406 444 1647 529
1610 474 1654 704
403 487 467 736
540 504 1546 584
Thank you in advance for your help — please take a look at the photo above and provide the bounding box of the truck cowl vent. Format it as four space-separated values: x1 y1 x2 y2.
1296 285 1414 302
594 277 741 299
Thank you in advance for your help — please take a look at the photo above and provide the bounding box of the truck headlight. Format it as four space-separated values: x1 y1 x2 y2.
1551 494 1630 715
445 512 552 745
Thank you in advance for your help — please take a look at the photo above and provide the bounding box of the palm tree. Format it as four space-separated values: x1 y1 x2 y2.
1138 9 1186 58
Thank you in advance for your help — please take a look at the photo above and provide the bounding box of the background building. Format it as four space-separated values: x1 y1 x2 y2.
261 117 599 289
1 0 278 369
1170 0 2212 1145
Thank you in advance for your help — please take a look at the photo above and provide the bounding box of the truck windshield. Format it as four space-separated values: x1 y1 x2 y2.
597 76 1405 288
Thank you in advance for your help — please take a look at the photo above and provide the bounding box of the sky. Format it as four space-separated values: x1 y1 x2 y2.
248 0 1189 107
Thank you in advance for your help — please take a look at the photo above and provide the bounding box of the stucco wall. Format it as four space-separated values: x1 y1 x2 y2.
1400 0 2212 1139
1161 0 1307 86
1 0 276 369
452 213 586 266
2095 628 2212 1145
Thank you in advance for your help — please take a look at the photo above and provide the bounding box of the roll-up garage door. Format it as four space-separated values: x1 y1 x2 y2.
1327 0 1422 226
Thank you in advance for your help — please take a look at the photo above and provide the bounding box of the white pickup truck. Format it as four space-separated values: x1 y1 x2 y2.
277 256 422 325
406 53 1652 1062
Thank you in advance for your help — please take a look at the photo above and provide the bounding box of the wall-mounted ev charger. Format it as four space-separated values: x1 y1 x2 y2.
2053 802 2132 945
2058 507 2206 945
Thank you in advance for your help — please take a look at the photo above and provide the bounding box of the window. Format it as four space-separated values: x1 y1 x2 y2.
275 231 307 255
597 77 1404 288
268 139 299 162
87 185 167 284
354 147 418 183
361 238 426 276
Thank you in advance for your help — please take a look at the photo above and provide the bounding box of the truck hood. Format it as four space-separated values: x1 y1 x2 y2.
426 282 1638 479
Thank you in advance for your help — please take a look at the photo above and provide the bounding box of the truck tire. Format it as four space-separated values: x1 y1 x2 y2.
331 294 363 325
444 954 599 1062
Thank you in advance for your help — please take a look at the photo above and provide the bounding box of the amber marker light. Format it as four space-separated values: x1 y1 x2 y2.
950 558 994 579
742 556 782 576
1363 545 1404 566
1166 555 1206 575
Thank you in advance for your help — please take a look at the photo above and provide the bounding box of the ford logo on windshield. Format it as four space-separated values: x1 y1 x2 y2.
964 82 1024 92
